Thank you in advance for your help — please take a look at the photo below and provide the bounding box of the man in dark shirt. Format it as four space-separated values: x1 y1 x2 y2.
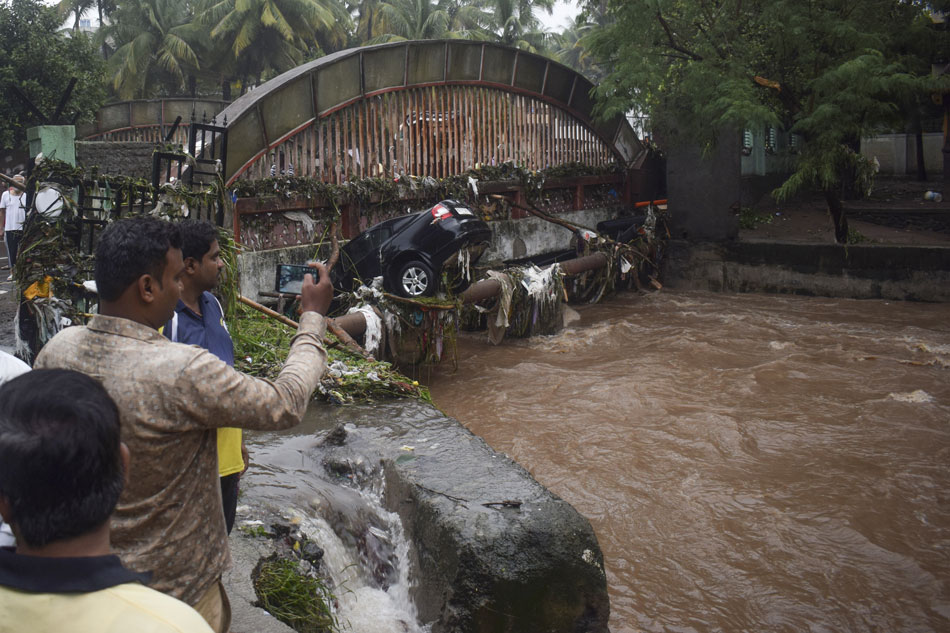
163 221 244 534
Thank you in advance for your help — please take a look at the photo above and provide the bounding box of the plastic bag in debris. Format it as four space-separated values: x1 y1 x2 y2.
520 264 559 300
327 360 361 378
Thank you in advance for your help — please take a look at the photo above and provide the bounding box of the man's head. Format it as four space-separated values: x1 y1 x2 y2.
95 217 184 326
179 220 224 293
0 369 126 549
9 174 23 192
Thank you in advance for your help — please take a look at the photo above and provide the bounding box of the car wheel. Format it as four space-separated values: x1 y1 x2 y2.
397 260 434 297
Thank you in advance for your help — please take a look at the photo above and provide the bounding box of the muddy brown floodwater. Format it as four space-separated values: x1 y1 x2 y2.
427 290 950 633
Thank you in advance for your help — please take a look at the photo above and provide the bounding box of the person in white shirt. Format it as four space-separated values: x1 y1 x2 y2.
1 175 26 280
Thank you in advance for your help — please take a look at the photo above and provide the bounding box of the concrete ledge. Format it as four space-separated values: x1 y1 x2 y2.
321 403 610 632
664 240 950 301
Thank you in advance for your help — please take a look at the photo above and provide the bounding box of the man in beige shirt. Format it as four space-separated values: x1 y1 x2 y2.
35 217 332 633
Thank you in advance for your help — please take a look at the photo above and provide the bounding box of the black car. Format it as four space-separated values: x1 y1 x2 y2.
331 199 492 298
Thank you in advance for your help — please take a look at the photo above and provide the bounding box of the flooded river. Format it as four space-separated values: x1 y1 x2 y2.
427 290 950 633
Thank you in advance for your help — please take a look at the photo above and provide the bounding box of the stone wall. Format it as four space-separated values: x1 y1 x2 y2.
663 240 950 301
75 141 155 179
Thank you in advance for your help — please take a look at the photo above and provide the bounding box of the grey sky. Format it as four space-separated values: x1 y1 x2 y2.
539 0 581 32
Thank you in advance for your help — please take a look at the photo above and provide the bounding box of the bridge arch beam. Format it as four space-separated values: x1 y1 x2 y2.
219 41 642 185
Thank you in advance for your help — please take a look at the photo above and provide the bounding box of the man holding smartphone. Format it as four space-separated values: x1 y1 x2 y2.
35 217 332 633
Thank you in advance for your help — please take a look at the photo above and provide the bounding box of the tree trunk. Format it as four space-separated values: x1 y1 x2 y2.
914 114 927 181
824 189 849 244
188 75 197 98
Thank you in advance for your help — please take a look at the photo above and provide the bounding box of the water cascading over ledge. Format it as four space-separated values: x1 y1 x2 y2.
224 400 610 633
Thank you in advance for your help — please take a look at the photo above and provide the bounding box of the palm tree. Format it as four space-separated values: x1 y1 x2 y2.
198 0 349 92
103 0 203 98
366 0 487 44
483 0 553 52
57 0 95 31
553 13 604 82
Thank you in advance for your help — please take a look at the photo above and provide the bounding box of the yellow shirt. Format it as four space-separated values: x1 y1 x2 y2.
217 427 243 477
0 582 214 633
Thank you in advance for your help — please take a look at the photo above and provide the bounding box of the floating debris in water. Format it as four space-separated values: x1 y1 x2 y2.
887 390 933 403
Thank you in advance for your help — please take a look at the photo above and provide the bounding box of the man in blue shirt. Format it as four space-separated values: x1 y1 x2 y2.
163 221 246 534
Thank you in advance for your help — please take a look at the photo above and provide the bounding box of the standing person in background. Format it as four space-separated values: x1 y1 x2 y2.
1 175 25 281
163 221 246 534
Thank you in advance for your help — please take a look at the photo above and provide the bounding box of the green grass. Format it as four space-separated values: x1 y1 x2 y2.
738 207 774 230
253 557 340 633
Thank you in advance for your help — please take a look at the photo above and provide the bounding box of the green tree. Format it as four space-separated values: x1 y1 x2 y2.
587 0 949 243
368 0 462 42
56 0 95 31
0 0 106 148
485 0 553 52
199 0 349 92
553 11 605 81
102 0 204 99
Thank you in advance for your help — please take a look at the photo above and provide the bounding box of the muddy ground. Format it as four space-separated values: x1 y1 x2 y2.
740 174 950 246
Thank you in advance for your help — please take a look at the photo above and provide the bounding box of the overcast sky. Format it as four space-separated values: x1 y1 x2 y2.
540 0 581 32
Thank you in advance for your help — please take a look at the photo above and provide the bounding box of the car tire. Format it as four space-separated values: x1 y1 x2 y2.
396 260 434 297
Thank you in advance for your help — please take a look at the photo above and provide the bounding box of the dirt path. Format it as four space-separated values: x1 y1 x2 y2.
740 175 950 246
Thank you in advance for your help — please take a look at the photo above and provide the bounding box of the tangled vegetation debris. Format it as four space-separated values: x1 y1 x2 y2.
13 159 430 403
230 161 623 224
231 303 430 404
253 556 340 633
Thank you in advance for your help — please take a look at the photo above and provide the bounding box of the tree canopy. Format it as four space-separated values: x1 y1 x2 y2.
585 0 950 241
0 0 106 148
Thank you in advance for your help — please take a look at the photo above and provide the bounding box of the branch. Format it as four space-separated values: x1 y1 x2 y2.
325 221 341 270
656 11 703 61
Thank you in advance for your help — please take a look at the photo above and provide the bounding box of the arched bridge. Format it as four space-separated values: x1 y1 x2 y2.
218 40 643 185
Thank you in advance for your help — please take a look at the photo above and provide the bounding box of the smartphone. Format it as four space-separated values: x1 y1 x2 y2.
275 264 320 295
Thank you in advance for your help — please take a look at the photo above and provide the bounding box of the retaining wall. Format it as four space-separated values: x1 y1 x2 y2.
235 204 626 301
663 240 950 301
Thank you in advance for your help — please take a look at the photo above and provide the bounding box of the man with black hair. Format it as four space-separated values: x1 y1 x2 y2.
0 369 213 633
162 220 245 534
35 216 333 633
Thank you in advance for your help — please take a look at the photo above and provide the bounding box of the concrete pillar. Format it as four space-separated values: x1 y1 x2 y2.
665 130 741 242
27 125 76 166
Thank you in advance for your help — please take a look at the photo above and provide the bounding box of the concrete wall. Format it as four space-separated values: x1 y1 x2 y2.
75 141 155 179
861 133 944 176
666 134 741 242
237 244 328 303
663 240 950 302
236 205 627 299
480 206 624 264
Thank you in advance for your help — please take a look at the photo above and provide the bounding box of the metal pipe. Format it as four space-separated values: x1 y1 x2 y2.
328 252 609 342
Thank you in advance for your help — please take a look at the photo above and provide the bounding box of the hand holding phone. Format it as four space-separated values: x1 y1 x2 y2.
300 261 332 316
